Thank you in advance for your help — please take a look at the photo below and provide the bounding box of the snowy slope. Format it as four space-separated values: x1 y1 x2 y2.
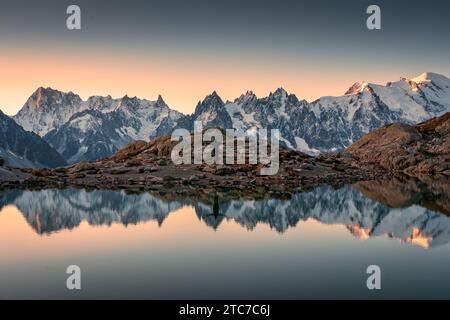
13 87 86 136
186 72 450 154
13 88 183 164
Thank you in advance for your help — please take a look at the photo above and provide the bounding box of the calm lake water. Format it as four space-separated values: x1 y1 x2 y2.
1 179 450 299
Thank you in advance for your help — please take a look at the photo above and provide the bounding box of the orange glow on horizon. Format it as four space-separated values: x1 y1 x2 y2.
0 203 352 266
0 204 288 264
0 46 402 116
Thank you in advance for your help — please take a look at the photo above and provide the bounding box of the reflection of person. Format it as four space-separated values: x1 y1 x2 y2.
213 196 219 217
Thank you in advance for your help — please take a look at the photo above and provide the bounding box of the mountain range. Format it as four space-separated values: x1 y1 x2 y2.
4 71 450 167
13 87 182 164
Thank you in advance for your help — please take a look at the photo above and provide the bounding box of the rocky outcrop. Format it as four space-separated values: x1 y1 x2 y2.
346 112 450 176
3 113 449 193
0 131 384 194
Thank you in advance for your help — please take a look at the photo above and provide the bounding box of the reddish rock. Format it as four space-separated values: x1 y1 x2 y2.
346 112 450 176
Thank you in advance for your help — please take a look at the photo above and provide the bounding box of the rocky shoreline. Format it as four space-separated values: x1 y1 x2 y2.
1 112 449 195
0 147 385 197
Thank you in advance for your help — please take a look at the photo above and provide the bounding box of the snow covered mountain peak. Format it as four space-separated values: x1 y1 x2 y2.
345 81 370 95
86 95 115 112
156 94 167 107
12 88 183 163
269 87 288 99
118 95 142 109
268 87 303 106
206 90 223 103
236 90 257 103
13 87 84 136
411 72 450 85
29 86 82 111
10 71 450 163
186 72 450 154
194 91 225 113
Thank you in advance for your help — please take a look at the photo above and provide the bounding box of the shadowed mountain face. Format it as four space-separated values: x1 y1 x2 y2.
1 178 450 249
0 110 66 168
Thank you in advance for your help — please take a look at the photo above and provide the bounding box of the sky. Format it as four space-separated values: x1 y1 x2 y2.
1 0 450 115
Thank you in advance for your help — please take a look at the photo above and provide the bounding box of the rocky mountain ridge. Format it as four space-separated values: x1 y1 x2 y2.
0 110 66 168
10 72 450 164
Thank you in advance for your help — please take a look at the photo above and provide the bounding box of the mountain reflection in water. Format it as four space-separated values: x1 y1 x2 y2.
1 177 450 249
